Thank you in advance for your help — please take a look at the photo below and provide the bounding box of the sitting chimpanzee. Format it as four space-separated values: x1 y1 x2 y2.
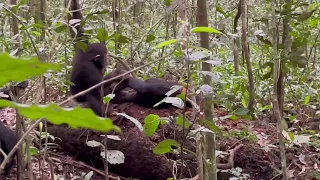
67 0 127 117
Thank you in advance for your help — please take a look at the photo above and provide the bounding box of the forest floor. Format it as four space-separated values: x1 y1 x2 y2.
0 102 319 180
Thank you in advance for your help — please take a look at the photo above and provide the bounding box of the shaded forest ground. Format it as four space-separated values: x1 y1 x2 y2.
0 100 319 180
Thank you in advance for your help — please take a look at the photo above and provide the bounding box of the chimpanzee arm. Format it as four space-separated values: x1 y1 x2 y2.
125 77 148 93
103 68 130 82
103 69 131 96
111 91 136 104
84 90 104 117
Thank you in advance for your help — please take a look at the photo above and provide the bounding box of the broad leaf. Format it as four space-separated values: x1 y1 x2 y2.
0 100 117 133
117 35 131 43
153 139 180 155
191 27 222 34
104 94 115 103
143 114 160 136
153 39 177 49
304 96 310 105
146 34 156 43
175 115 191 129
0 53 61 87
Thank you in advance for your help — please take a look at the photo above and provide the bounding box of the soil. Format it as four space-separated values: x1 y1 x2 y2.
0 101 319 180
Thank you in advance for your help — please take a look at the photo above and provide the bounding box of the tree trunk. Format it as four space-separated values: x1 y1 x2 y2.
240 0 255 115
10 0 24 179
197 0 217 179
271 0 287 179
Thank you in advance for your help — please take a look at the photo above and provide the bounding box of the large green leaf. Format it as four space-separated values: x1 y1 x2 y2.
175 115 191 129
153 139 180 155
191 27 222 34
153 39 177 49
0 100 118 133
0 53 61 87
143 114 160 136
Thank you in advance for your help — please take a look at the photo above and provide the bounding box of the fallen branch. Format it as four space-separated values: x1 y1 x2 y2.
217 144 244 169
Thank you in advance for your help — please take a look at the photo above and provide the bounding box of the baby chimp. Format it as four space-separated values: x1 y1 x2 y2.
0 121 18 175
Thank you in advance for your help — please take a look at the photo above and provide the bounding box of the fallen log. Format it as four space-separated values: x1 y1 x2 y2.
47 124 172 180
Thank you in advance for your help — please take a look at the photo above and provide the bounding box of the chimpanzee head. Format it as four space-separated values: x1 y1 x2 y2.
86 43 109 69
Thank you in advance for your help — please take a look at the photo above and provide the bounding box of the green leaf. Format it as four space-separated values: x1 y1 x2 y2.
200 120 221 134
160 120 168 125
241 97 247 107
0 99 119 133
230 115 238 120
297 10 315 22
85 9 109 20
153 39 177 49
17 0 28 7
175 115 191 129
143 114 160 137
164 0 173 7
31 31 42 36
241 115 252 120
76 42 88 52
256 36 272 46
289 115 295 121
153 139 180 155
29 146 38 156
93 9 109 15
12 0 28 11
117 35 131 43
289 55 308 68
288 131 294 141
216 6 226 16
146 34 156 43
234 107 249 116
97 28 108 42
308 17 318 28
304 95 310 105
103 94 115 103
0 53 61 87
27 23 45 29
55 24 67 33
262 105 272 111
191 27 222 34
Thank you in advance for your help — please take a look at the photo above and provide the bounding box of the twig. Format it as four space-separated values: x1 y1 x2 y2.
3 6 40 60
49 153 122 180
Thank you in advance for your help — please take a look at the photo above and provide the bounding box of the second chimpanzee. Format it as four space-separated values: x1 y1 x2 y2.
106 71 193 109
0 121 18 175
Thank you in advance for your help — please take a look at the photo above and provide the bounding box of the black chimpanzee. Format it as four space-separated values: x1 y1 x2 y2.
104 69 192 109
67 0 125 117
0 121 18 176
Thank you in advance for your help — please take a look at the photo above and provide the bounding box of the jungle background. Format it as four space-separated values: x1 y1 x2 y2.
0 0 319 180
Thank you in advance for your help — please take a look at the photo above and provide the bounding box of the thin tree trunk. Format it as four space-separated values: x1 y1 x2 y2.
240 0 255 115
197 0 217 179
10 0 24 178
271 0 287 179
